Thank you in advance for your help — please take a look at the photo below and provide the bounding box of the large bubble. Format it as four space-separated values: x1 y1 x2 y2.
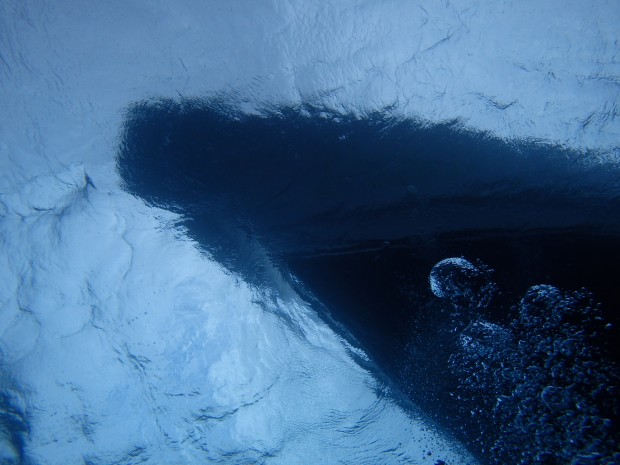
429 257 496 312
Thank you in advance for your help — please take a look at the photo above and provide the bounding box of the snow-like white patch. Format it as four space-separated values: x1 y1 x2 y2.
0 0 617 195
0 168 475 463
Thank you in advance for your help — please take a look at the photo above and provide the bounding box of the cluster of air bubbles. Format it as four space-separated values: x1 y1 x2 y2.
431 259 619 465
429 257 497 329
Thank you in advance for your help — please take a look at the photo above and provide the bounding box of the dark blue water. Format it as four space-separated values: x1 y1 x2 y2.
117 98 620 464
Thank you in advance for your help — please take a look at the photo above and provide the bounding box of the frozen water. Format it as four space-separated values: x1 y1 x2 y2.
1 1 619 464
0 168 475 464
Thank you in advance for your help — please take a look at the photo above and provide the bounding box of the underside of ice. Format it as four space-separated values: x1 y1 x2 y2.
1 1 619 464
0 169 474 464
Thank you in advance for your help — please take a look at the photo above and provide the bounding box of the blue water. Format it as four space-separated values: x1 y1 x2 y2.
117 98 620 464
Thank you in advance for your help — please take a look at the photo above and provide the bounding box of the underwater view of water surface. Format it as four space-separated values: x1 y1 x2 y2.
1 1 619 464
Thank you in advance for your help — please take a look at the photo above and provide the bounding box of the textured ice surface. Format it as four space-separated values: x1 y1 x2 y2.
1 0 619 463
1 0 619 193
0 168 475 464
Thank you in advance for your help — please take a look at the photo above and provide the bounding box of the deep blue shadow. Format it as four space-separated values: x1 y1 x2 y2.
117 98 620 463
118 99 620 258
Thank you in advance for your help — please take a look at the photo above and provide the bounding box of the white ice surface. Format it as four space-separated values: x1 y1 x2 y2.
1 0 618 195
1 0 618 463
0 167 475 464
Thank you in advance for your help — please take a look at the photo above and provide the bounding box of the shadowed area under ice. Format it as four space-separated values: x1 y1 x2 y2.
117 97 620 463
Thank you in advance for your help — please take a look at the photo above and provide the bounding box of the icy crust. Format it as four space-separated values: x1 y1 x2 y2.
431 258 620 464
0 168 477 464
1 0 618 462
0 0 618 197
